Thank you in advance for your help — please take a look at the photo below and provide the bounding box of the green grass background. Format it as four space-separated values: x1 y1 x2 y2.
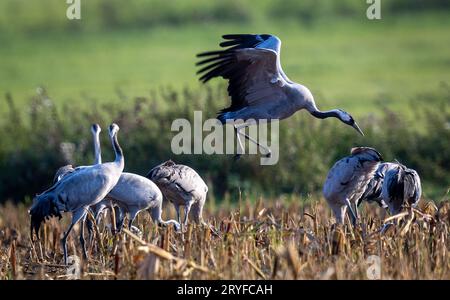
0 1 449 116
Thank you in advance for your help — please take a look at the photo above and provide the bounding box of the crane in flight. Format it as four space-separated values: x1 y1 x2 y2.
196 34 364 158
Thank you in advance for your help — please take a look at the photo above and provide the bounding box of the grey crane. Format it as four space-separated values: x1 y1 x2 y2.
56 125 181 235
87 125 181 233
356 162 422 216
146 160 209 230
323 147 383 225
196 34 364 157
29 123 124 265
52 124 112 235
107 174 181 233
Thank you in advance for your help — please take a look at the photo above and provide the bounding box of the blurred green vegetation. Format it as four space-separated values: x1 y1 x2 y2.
0 0 449 203
0 0 448 34
0 1 449 115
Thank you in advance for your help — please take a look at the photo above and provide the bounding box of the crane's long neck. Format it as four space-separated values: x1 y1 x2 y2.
93 131 102 164
308 107 340 120
111 132 124 168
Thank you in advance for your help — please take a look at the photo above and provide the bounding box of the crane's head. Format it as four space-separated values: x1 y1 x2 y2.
91 123 101 135
335 109 364 136
108 123 120 137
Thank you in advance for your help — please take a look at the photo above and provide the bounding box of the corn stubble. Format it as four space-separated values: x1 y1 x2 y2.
0 198 448 280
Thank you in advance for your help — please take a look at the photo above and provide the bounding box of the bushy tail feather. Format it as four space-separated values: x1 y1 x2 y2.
29 194 62 239
386 167 405 207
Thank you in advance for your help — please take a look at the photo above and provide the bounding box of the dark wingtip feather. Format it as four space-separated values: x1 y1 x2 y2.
216 113 228 124
219 40 242 48
222 34 253 40
197 50 226 57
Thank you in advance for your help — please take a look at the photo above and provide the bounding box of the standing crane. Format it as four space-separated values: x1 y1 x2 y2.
323 147 383 225
52 124 114 235
146 160 209 231
55 125 181 235
196 34 364 158
29 123 125 265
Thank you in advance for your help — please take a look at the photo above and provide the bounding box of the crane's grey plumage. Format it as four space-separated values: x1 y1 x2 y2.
107 174 180 232
87 125 181 232
56 125 181 235
382 163 421 215
146 160 208 230
69 124 181 235
30 123 124 265
356 162 422 216
197 34 364 157
323 147 383 225
355 162 397 214
53 125 112 235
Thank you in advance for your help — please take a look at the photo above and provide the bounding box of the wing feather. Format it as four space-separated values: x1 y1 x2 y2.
196 34 290 113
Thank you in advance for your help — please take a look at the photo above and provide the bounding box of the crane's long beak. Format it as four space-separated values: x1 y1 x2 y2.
352 122 365 136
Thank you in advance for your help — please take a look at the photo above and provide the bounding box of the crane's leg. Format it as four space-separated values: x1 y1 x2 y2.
234 127 244 160
115 206 125 233
190 200 205 226
235 123 272 158
174 204 181 225
79 214 88 260
86 208 95 242
344 198 358 227
182 202 193 231
127 208 141 236
128 209 138 230
191 198 220 237
61 208 87 265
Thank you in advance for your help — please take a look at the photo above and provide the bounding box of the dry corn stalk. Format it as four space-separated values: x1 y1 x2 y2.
123 228 212 275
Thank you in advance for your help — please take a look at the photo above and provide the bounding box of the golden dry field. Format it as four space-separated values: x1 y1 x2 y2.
1 196 448 280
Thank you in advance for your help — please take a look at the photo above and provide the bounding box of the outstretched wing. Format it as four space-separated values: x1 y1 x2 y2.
196 34 291 113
